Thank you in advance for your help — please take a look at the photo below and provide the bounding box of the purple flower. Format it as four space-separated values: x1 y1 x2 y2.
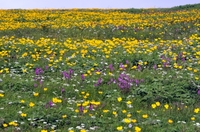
45 66 49 70
62 71 70 79
94 78 102 87
109 64 114 72
81 74 85 81
153 64 157 70
49 101 53 107
89 103 93 111
137 65 141 71
135 79 139 86
182 57 186 62
198 89 200 95
34 83 37 87
79 104 83 113
163 62 167 67
46 101 53 108
35 68 43 75
40 80 43 85
61 88 65 93
69 69 73 76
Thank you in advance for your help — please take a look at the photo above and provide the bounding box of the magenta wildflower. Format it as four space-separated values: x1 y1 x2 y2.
153 64 157 70
94 78 102 87
80 104 83 113
34 83 37 87
198 89 200 95
35 67 43 75
81 74 85 81
137 65 142 71
126 60 129 64
45 66 49 70
61 88 65 93
109 64 114 72
89 103 93 111
49 101 53 107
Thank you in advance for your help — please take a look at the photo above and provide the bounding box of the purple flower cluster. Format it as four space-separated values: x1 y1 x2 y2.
94 78 102 87
117 73 144 92
109 64 114 72
118 74 133 90
62 69 74 79
35 67 44 75
34 67 44 88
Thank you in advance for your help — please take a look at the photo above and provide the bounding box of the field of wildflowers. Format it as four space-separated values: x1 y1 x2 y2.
0 5 200 132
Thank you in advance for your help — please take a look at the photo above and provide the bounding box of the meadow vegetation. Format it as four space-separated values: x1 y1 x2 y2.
0 3 200 132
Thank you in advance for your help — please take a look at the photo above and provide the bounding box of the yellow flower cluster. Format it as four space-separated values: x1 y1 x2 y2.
0 9 199 30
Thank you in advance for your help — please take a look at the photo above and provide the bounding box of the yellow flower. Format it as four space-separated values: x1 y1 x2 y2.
132 119 137 123
193 69 198 73
68 130 74 132
131 65 137 69
127 113 131 118
83 109 88 114
135 126 141 132
123 118 131 124
116 126 123 131
126 101 132 105
41 130 48 132
164 104 169 109
194 108 199 114
21 113 27 117
96 71 101 75
0 93 4 97
62 115 67 118
94 63 98 66
103 110 109 113
22 69 27 73
122 110 127 113
20 100 25 103
87 70 91 74
3 123 8 127
142 114 148 118
75 109 79 113
168 119 173 124
29 102 35 107
155 101 160 106
117 97 122 102
9 121 18 126
80 129 86 132
106 55 109 58
86 93 90 96
113 111 117 116
84 74 88 77
52 97 62 103
151 104 157 109
33 92 39 97
44 88 48 91
98 91 103 94
191 117 195 121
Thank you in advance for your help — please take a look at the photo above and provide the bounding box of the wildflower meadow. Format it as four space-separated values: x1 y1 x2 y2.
0 4 200 132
